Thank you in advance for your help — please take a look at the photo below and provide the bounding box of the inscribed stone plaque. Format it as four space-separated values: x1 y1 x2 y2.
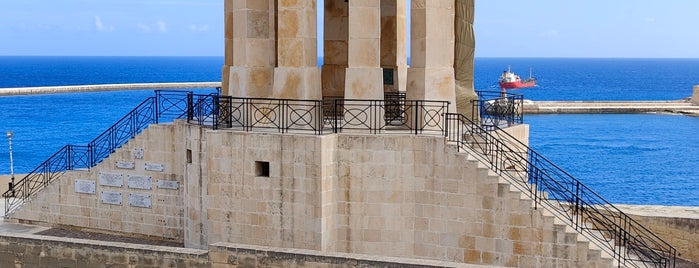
100 191 122 205
134 148 144 159
156 180 179 190
127 175 152 190
144 163 164 172
129 193 152 208
116 161 135 169
99 172 124 187
74 179 96 194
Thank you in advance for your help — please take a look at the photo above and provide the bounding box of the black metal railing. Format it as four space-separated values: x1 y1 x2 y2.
445 113 676 268
3 90 197 215
472 90 523 127
208 95 449 135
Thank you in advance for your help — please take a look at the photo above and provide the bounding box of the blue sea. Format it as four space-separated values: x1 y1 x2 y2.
1 56 698 206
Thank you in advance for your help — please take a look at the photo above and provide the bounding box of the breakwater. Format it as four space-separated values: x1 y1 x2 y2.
0 82 222 96
523 99 699 115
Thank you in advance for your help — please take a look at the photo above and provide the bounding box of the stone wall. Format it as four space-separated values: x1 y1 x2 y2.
0 232 208 268
0 232 489 268
9 123 187 243
615 205 699 263
692 85 699 105
7 121 613 267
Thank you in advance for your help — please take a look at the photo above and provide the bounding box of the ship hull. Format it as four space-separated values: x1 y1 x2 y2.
499 79 536 89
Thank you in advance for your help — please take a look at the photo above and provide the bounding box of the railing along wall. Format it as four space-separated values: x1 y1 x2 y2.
472 90 524 127
445 113 677 268
210 96 448 136
2 90 199 215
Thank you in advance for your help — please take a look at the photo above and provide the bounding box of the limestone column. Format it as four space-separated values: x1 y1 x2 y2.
321 0 349 98
345 0 384 100
380 0 408 94
225 0 276 98
454 0 478 117
221 0 234 96
407 0 456 112
273 0 321 100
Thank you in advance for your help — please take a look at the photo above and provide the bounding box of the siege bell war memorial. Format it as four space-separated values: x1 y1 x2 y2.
1 1 698 267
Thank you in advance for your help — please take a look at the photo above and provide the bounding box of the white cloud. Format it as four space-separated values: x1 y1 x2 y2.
538 29 559 38
138 21 167 33
137 23 152 33
187 24 209 32
157 20 167 33
94 16 114 32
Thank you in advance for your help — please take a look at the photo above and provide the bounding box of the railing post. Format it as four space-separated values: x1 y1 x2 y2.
187 92 194 122
154 91 160 124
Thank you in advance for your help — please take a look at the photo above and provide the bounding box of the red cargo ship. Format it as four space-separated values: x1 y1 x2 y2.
498 66 536 89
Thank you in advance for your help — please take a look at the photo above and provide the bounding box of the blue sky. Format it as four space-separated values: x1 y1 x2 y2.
1 0 697 58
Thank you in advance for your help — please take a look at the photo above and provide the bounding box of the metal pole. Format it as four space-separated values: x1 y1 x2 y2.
6 131 15 197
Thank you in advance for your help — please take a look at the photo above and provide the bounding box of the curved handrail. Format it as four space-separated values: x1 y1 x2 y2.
445 113 676 267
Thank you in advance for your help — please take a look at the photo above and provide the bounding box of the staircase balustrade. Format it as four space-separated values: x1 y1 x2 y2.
445 113 677 267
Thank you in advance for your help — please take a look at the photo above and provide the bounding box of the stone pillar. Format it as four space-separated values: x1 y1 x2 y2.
273 1 321 100
321 0 349 98
454 0 478 117
221 0 234 96
226 0 276 98
345 0 384 100
407 0 456 112
380 0 408 94
692 85 699 105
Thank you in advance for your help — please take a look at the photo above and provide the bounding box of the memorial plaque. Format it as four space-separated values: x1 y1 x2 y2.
100 191 122 205
99 172 124 187
129 193 152 208
75 179 96 194
127 175 152 190
134 148 144 159
144 163 164 172
156 180 179 190
116 161 135 169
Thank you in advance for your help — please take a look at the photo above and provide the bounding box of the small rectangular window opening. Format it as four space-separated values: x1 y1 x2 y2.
186 149 192 163
255 161 270 177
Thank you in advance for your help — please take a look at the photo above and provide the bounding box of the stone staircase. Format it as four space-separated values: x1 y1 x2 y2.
448 116 675 267
461 148 617 267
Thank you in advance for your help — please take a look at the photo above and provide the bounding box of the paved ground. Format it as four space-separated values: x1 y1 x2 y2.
35 227 183 247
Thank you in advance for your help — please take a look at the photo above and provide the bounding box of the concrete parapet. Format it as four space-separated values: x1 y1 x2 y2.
614 204 699 264
523 99 699 114
0 82 221 96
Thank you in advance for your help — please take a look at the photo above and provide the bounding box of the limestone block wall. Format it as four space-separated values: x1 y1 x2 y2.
0 232 208 268
0 232 489 268
692 85 699 105
9 123 187 242
187 129 327 251
8 121 614 267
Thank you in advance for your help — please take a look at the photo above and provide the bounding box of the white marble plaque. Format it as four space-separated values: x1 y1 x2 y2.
116 161 135 169
100 191 122 205
74 179 96 194
99 172 124 187
144 163 164 172
156 180 179 190
134 148 144 159
129 193 152 208
127 175 152 190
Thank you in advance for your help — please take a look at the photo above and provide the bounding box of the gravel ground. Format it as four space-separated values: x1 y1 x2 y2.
36 228 183 248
